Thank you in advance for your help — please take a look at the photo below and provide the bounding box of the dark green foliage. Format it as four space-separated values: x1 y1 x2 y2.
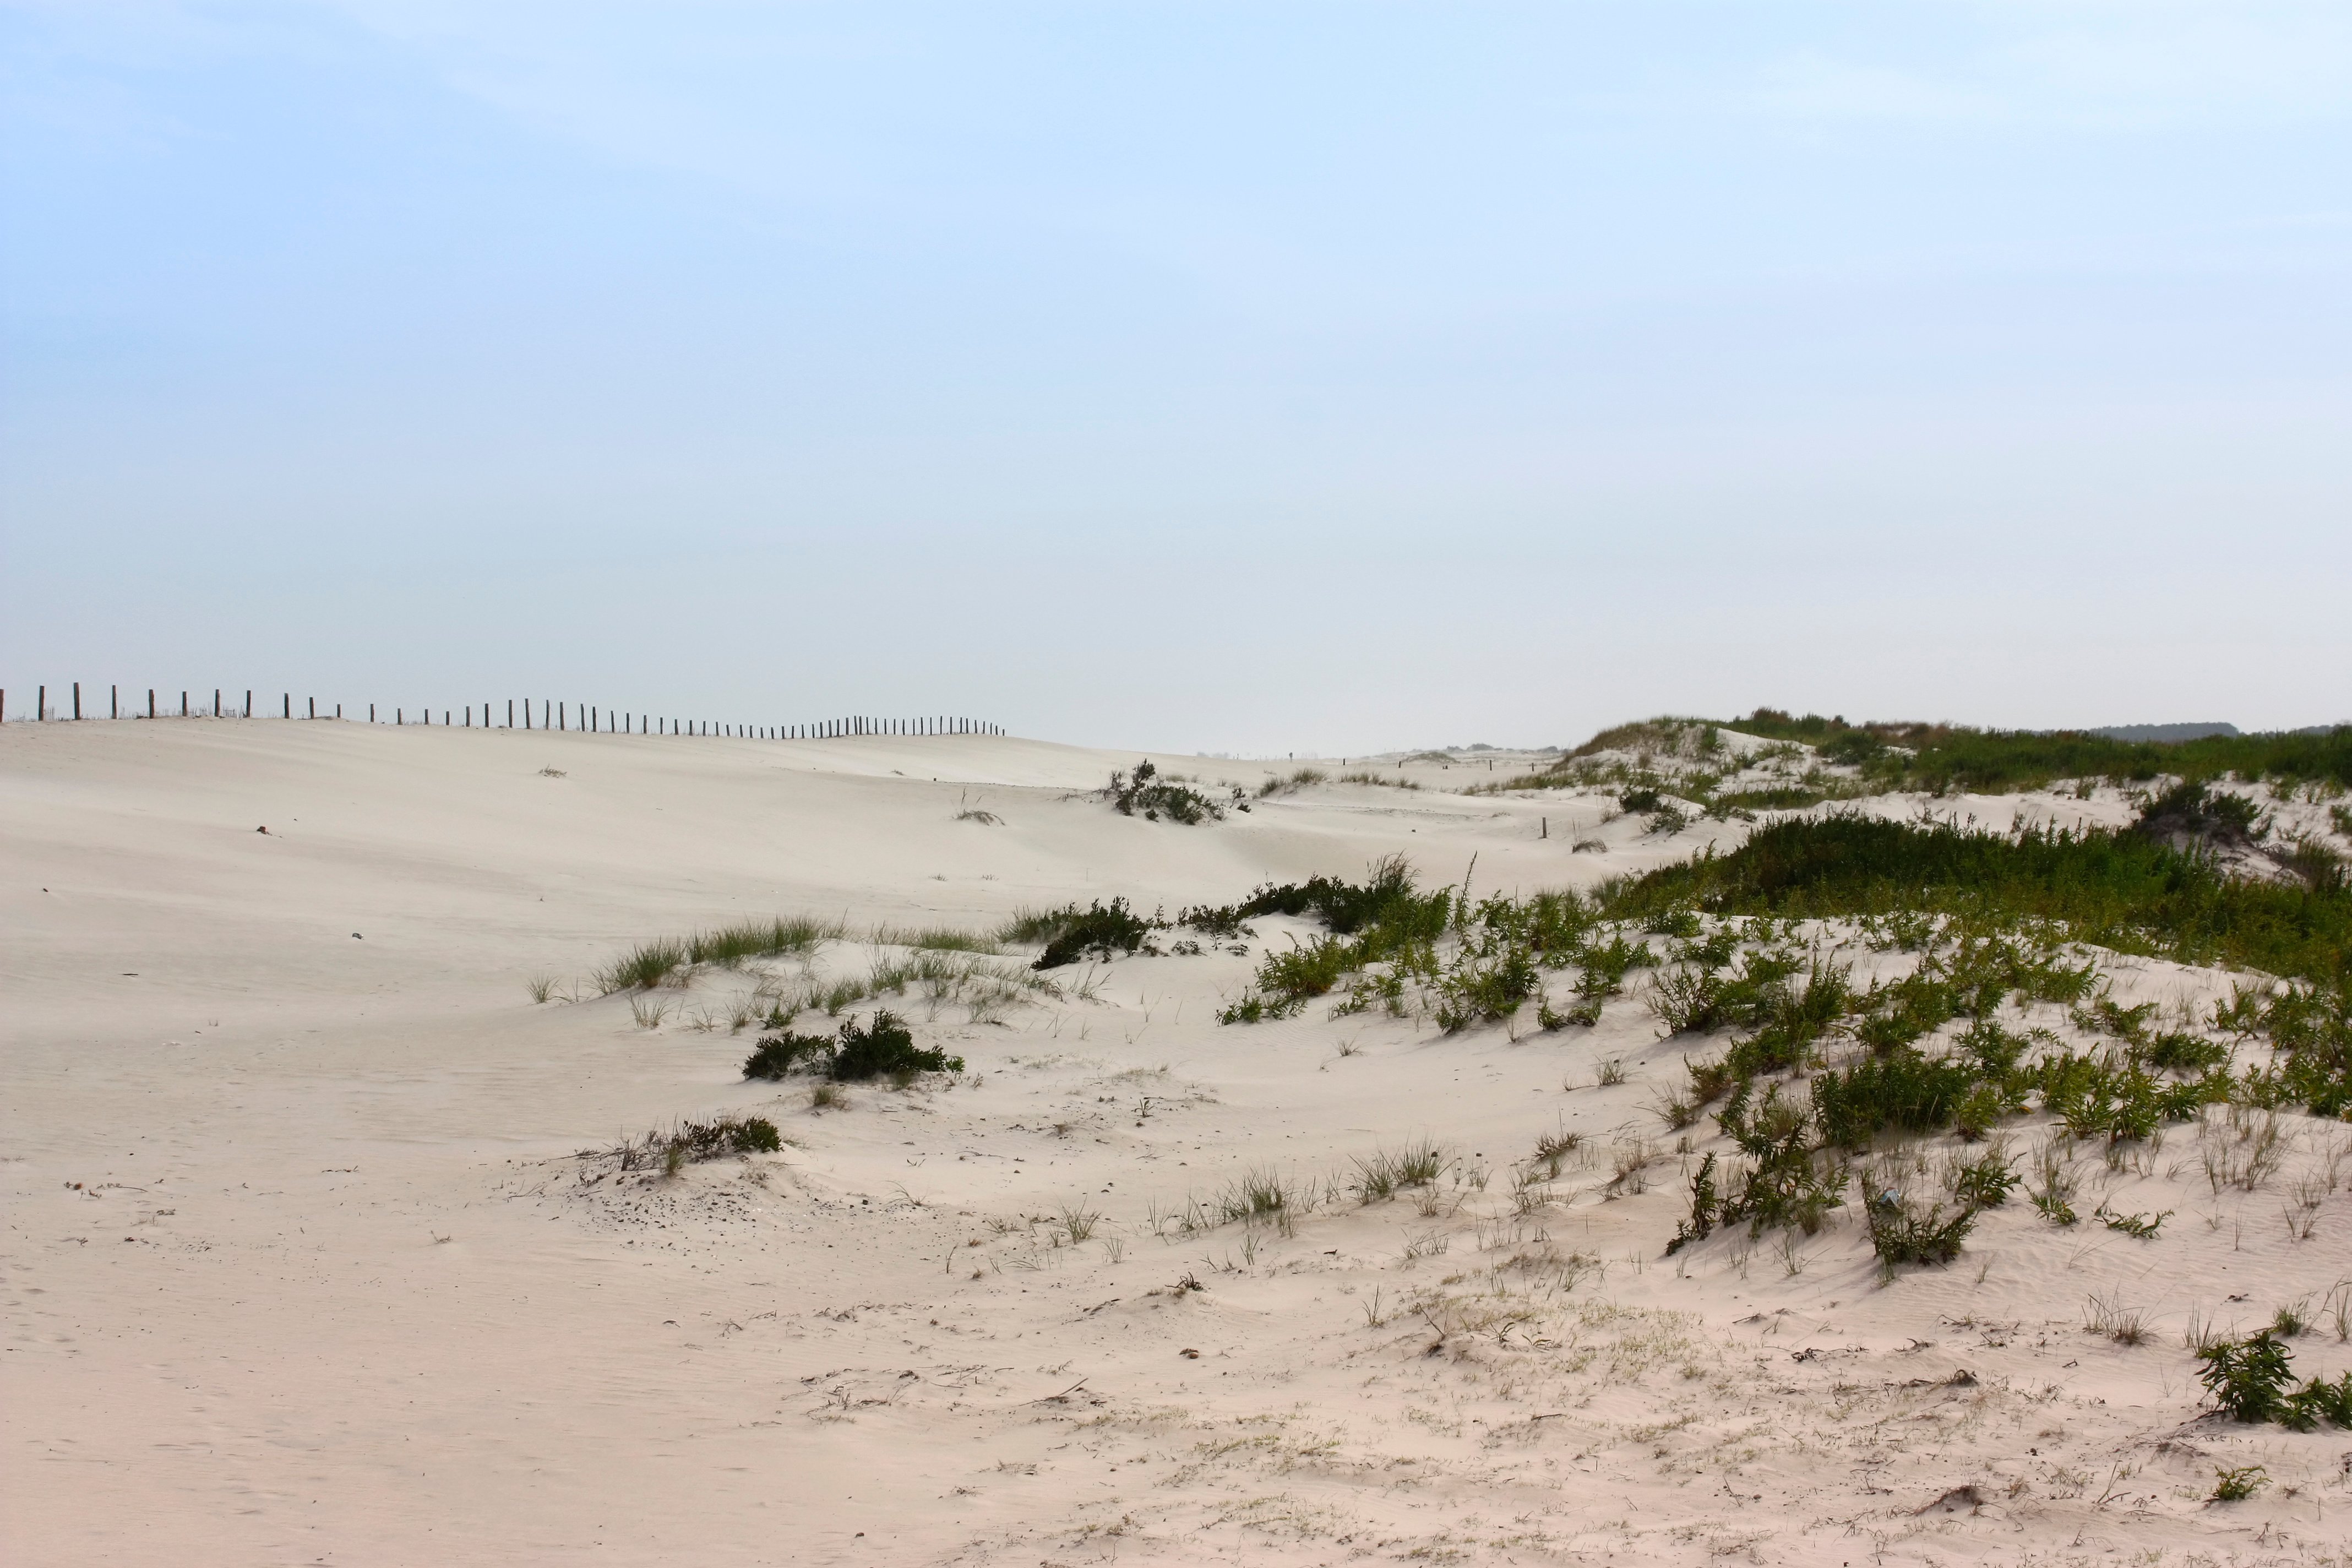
1227 855 1432 936
1032 897 1159 970
1106 759 1225 824
2199 1333 2297 1423
1865 1190 1976 1266
1814 1048 1977 1150
828 1009 963 1081
2136 780 2264 846
1619 787 1662 812
2146 1030 2229 1074
728 1116 783 1153
743 1031 833 1080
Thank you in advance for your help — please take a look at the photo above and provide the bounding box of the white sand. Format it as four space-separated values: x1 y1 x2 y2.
6 720 2351 1564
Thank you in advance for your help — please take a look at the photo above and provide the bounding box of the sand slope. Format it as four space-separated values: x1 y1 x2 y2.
6 721 2351 1565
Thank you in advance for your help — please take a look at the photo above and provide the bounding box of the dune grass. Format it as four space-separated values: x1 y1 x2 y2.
872 923 1001 955
598 916 846 993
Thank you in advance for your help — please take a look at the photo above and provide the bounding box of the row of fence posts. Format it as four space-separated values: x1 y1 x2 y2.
0 685 1004 741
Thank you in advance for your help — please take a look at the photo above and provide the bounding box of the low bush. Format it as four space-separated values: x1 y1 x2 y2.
1865 1190 1976 1267
743 1031 834 1080
1106 759 1227 824
829 1009 963 1081
2199 1332 2296 1422
1813 1048 1976 1150
1032 898 1159 970
616 1114 782 1172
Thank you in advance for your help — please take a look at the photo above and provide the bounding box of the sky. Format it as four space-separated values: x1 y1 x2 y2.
4 1 2348 753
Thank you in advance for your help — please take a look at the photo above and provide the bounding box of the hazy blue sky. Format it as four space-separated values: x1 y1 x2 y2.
5 2 2348 752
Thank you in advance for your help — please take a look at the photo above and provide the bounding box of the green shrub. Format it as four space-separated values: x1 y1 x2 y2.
729 1116 783 1153
1666 1153 1720 1254
1814 1049 1975 1150
1106 759 1226 824
828 1010 963 1082
2282 1373 2352 1431
1431 946 1538 1032
1951 1151 2019 1208
744 1031 834 1080
2146 1030 2229 1073
1865 1190 1975 1267
1032 898 1159 970
2198 1333 2296 1422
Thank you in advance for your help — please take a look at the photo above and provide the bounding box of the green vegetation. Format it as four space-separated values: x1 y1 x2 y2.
613 1114 783 1172
1722 707 2352 797
744 1009 965 1083
1025 897 1161 970
743 1029 835 1080
1106 759 1232 824
1606 812 2352 989
598 915 847 993
2194 1332 2352 1431
873 923 1001 955
1257 766 1326 797
2211 1466 2269 1503
831 1009 963 1080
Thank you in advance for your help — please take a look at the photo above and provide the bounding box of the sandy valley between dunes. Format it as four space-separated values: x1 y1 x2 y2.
6 720 2350 1566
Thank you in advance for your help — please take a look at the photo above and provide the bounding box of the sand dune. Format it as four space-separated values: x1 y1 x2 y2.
7 720 2350 1565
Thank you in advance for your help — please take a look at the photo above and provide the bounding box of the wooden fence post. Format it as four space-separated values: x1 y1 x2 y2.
149 689 155 719
74 683 81 720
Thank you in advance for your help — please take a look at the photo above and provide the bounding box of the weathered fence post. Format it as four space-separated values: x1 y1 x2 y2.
74 683 81 720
